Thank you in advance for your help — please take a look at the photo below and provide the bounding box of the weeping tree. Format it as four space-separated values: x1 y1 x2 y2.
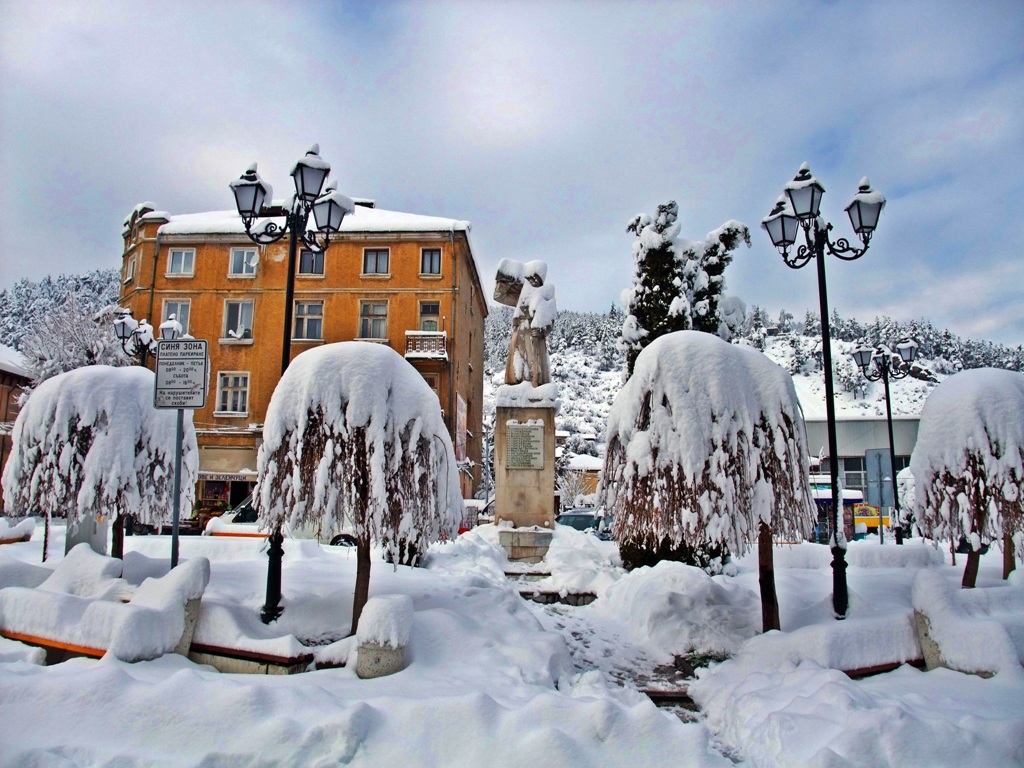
600 331 814 631
912 369 1024 586
256 342 462 635
2 365 197 562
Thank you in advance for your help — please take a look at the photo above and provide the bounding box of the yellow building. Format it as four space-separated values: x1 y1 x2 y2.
118 199 487 512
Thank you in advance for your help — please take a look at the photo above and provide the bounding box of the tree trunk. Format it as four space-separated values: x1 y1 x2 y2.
758 521 780 632
111 512 125 560
1004 533 1016 581
962 549 981 588
949 539 956 567
42 511 50 563
350 537 372 636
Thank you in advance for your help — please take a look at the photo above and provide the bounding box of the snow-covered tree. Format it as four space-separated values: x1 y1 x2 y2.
620 204 750 376
600 331 814 630
621 201 688 377
256 342 462 634
681 221 750 337
18 296 131 388
2 366 197 561
557 471 589 513
0 269 120 351
911 369 1024 586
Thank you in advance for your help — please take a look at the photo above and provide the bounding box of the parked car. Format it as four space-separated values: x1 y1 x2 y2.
556 509 611 540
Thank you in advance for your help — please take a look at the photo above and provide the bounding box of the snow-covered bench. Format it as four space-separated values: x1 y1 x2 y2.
912 569 1024 677
0 544 210 663
0 517 35 545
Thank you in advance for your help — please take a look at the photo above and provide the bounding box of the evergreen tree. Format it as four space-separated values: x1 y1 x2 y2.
685 221 751 336
621 201 688 377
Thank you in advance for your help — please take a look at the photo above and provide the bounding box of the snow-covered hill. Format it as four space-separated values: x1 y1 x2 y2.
484 305 1023 442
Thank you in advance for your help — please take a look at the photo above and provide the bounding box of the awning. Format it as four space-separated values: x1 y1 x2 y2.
198 447 258 481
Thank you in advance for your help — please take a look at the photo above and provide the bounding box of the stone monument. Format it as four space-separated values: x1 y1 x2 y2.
492 259 559 563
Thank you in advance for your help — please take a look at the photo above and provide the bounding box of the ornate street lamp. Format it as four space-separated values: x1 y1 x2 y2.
229 144 354 624
113 308 157 366
762 162 886 619
853 339 918 545
230 145 354 377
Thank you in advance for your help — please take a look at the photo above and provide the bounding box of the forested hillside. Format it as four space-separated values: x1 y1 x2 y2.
0 269 120 350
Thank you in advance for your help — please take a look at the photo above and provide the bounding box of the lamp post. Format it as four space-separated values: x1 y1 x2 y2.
113 308 157 366
230 144 354 376
229 144 354 623
853 339 918 545
762 163 886 618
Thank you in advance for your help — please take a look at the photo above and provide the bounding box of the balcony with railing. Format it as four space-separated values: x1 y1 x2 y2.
405 330 448 361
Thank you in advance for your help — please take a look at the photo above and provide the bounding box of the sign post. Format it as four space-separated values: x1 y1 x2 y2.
154 339 208 567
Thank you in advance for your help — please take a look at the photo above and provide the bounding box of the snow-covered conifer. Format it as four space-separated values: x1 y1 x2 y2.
681 220 750 336
621 201 687 377
256 342 462 633
600 331 814 629
2 366 196 561
911 368 1024 585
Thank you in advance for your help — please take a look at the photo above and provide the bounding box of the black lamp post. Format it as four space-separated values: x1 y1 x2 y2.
113 308 157 367
229 144 353 623
762 163 886 619
853 340 918 545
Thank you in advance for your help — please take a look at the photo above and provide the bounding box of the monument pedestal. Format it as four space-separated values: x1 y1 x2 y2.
494 401 557 562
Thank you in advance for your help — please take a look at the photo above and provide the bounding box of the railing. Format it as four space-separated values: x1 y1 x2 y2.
405 331 448 360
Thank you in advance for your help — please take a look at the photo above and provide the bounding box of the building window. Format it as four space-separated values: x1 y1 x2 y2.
362 248 389 275
419 301 440 331
162 299 191 335
842 456 867 493
124 256 136 284
421 248 441 275
223 300 254 340
168 249 195 276
359 301 388 339
422 373 440 398
298 249 324 275
229 248 257 276
216 372 249 414
294 301 323 340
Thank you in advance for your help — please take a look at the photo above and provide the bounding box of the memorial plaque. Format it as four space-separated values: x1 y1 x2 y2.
506 422 544 469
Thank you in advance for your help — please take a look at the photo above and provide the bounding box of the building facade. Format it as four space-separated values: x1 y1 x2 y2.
0 346 30 512
118 200 487 513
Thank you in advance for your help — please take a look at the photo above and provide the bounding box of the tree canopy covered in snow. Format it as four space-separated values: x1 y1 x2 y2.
0 269 120 352
911 369 1024 556
600 332 814 558
18 296 130 387
2 366 197 528
256 342 462 559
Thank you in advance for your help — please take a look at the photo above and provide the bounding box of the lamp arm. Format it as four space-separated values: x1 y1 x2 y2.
300 229 330 254
820 223 870 262
781 243 814 270
242 219 289 247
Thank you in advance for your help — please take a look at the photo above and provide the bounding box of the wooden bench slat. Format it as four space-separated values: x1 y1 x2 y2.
1 629 106 658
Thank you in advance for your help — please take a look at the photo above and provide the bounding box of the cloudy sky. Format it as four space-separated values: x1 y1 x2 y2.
2 1 1022 345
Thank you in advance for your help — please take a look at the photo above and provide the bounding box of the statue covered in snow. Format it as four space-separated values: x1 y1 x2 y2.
493 259 557 387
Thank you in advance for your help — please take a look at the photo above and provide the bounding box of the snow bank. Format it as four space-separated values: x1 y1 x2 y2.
769 540 943 570
591 561 761 658
357 594 413 649
692 658 1024 767
0 552 51 589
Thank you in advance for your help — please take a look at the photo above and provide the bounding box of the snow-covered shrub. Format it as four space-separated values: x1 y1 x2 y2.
601 331 813 566
911 368 1024 585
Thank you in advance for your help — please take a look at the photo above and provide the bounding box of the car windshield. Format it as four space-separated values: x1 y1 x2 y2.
559 514 596 531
